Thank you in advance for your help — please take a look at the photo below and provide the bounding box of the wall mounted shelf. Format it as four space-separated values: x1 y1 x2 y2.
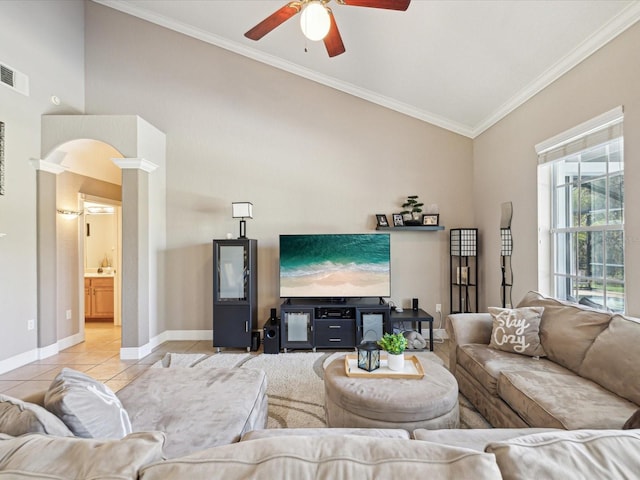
376 226 445 232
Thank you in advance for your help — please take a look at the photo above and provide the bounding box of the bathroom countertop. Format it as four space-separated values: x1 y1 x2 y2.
84 272 115 278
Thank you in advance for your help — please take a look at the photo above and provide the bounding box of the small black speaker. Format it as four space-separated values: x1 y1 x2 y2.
270 308 277 324
412 298 419 311
250 331 261 352
263 319 280 354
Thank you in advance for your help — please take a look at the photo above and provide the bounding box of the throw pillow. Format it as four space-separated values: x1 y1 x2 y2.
0 394 73 437
623 409 640 429
44 368 132 439
488 306 546 357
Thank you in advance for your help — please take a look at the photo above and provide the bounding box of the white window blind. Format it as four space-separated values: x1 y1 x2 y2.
535 106 623 164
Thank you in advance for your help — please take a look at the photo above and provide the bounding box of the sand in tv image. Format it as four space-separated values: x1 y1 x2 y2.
279 234 391 298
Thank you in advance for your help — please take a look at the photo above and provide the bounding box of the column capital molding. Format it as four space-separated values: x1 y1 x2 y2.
112 158 158 173
29 159 66 174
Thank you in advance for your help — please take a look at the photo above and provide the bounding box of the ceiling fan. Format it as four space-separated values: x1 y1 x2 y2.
244 0 411 58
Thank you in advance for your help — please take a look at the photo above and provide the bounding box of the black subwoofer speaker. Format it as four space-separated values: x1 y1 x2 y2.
263 319 280 354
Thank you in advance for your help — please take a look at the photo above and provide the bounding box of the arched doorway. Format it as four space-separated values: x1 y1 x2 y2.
36 115 166 359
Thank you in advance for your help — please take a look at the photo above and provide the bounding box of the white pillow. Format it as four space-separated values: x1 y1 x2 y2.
44 368 132 439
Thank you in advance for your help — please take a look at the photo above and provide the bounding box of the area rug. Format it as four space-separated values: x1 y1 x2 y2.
154 351 490 429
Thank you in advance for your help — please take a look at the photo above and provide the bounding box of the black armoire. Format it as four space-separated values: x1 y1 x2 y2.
213 239 257 351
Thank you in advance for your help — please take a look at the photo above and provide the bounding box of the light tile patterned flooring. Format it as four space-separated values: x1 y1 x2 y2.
0 322 220 399
0 322 450 400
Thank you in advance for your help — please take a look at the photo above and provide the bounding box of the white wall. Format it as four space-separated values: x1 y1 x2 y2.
0 0 84 367
84 2 474 331
473 21 640 315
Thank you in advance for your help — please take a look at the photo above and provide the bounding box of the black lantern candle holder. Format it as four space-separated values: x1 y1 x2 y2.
357 341 380 372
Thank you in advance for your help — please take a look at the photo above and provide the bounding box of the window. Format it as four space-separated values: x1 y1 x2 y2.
537 107 624 313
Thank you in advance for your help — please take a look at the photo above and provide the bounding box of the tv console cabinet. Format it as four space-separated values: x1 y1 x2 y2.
280 298 391 352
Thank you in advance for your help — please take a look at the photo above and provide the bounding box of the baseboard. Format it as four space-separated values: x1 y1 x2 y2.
121 329 212 360
433 328 449 340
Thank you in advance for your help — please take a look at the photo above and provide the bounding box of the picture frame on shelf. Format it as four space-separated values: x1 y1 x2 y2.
376 214 389 227
392 214 404 227
423 214 439 226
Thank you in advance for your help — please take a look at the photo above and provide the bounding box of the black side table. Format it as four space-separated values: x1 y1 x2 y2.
389 308 434 351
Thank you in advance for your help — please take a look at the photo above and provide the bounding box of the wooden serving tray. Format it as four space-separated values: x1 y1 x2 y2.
344 354 425 379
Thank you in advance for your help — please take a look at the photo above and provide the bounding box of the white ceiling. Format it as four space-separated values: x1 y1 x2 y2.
95 0 640 138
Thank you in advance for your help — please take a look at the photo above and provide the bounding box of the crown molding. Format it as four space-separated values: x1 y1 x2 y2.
472 2 640 138
94 0 640 140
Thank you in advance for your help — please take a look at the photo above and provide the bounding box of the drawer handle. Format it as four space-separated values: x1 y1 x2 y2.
328 325 341 329
329 338 342 342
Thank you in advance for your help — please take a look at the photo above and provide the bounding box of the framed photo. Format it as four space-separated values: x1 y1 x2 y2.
392 213 404 227
422 214 439 226
376 214 389 227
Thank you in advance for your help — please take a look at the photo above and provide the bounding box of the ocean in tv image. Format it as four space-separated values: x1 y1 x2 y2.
279 234 391 298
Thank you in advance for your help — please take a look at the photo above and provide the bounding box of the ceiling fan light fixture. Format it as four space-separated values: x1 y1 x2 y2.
300 1 331 41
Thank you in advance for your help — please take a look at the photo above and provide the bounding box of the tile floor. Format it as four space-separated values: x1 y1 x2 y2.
0 322 449 400
0 321 219 399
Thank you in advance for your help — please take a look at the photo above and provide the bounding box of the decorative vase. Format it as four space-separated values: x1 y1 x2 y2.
387 352 405 371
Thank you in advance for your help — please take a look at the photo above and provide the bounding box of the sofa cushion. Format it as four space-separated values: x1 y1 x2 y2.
0 431 165 479
413 428 561 451
498 370 636 429
517 291 611 373
0 394 73 437
241 428 411 441
117 367 268 458
139 435 503 479
579 314 640 406
456 344 568 396
44 367 132 439
486 429 640 480
488 307 545 357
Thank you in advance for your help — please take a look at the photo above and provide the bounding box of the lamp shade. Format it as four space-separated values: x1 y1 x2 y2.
300 1 331 41
232 202 253 219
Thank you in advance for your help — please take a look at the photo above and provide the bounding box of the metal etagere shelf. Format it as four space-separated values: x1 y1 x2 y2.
450 228 478 314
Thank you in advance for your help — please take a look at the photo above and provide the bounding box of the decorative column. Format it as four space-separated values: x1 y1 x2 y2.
30 159 65 353
112 158 158 357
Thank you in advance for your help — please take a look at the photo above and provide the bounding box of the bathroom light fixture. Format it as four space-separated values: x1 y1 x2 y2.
300 1 331 41
232 202 253 239
56 209 82 219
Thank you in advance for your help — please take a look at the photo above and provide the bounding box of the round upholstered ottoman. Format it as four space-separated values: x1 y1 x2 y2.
324 356 459 430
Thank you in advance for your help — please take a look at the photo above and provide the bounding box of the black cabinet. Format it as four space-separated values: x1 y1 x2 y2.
279 298 389 351
280 307 314 352
213 239 257 350
356 307 390 344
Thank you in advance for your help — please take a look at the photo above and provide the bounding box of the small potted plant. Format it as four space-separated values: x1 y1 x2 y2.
401 195 424 225
377 332 408 371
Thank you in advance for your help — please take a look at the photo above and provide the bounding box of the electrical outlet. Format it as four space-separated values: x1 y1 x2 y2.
66 309 72 320
27 319 35 331
435 303 441 313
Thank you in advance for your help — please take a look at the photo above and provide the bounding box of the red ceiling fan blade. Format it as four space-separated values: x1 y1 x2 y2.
244 2 302 41
324 9 346 57
340 0 410 11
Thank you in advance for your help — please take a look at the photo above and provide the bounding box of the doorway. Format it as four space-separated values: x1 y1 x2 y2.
82 198 122 328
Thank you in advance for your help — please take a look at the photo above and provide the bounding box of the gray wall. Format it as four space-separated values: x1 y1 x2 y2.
0 0 84 365
84 2 474 332
473 21 640 315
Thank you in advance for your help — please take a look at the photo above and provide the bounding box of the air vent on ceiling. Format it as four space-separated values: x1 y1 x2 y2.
0 61 29 96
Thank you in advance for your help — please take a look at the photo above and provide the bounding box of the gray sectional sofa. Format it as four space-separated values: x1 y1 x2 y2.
2 292 640 478
447 290 640 429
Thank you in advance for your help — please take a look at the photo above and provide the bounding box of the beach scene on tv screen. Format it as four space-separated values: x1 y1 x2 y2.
279 234 390 298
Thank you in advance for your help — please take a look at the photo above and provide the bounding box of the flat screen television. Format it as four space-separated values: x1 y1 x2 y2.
279 233 391 299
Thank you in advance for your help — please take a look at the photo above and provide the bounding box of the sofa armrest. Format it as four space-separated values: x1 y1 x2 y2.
445 313 493 375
